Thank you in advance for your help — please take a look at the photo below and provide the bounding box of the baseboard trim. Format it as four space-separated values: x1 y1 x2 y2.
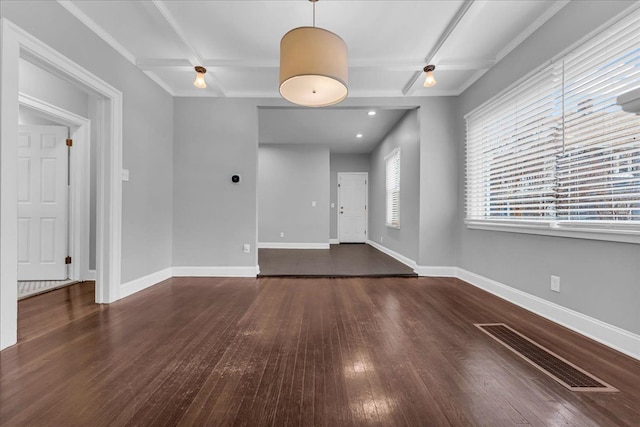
258 242 330 249
457 268 640 361
414 265 458 277
329 239 340 244
172 266 259 277
366 240 417 269
119 267 173 300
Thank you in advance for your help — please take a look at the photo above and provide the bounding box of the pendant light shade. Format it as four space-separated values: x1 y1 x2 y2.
280 26 348 107
279 0 348 108
193 66 207 89
423 65 436 88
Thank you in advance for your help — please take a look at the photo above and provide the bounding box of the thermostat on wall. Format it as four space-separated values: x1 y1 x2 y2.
231 174 241 184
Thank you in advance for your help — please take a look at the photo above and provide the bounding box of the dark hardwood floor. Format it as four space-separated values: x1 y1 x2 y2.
2 277 639 426
258 244 417 276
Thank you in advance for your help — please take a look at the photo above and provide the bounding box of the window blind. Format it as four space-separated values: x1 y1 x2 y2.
557 15 640 221
385 148 400 228
466 8 640 226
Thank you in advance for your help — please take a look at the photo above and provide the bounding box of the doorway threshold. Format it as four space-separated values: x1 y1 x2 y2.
18 280 79 300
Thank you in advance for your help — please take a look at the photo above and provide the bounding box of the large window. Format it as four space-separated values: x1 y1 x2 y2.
385 148 400 228
466 8 640 241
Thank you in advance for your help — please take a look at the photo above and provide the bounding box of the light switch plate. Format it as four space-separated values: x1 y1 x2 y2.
121 169 130 181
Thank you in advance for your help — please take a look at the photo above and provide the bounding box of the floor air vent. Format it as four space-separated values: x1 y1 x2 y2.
475 323 617 392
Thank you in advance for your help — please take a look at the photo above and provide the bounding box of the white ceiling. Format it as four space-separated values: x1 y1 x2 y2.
58 0 569 153
259 107 411 153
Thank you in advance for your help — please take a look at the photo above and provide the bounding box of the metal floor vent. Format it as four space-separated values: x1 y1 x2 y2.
475 323 618 392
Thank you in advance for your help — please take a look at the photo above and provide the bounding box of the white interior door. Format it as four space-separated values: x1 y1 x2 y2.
338 173 368 243
17 125 69 280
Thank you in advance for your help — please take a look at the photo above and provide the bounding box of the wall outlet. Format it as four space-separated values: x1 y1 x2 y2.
280 232 284 238
312 201 316 207
380 236 384 243
121 169 130 181
243 243 250 253
550 275 560 293
331 202 335 208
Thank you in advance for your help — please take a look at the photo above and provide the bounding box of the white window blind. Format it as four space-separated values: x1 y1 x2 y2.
466 8 640 229
557 16 640 222
385 148 400 228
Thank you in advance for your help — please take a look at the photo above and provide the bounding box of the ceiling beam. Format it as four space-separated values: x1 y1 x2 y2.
136 58 494 73
402 0 477 96
150 0 226 96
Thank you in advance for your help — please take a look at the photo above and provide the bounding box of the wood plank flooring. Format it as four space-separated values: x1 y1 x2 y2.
258 244 417 276
2 277 639 426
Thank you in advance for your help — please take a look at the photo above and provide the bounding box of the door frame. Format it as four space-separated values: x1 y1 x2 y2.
337 172 368 243
19 94 91 283
1 18 123 350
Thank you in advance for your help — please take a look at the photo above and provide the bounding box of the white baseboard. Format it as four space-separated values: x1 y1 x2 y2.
329 239 340 244
119 267 173 300
258 242 330 249
172 266 259 277
366 240 417 269
414 265 458 277
457 268 640 361
86 269 96 281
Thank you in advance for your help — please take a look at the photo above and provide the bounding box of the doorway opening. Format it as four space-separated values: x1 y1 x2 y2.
17 96 92 299
1 19 123 350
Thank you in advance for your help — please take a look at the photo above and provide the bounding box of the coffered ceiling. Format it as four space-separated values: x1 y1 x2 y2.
59 0 570 98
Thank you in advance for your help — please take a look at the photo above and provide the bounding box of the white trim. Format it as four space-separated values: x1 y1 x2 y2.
465 220 640 245
18 93 92 283
258 242 330 249
366 240 416 270
87 269 96 281
414 265 458 277
337 172 368 243
1 19 123 350
329 239 340 244
172 266 258 278
119 267 172 300
457 268 640 361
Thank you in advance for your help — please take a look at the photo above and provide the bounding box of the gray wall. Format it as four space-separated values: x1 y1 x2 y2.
3 1 174 283
19 58 88 117
259 145 330 245
173 98 258 267
457 0 640 334
330 153 370 240
369 109 420 262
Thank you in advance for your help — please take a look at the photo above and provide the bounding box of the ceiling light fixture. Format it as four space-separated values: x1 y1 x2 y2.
423 65 436 88
368 111 376 116
279 0 348 107
194 66 207 89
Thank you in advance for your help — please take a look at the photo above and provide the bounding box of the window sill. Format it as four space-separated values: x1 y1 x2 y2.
386 224 400 230
465 219 640 244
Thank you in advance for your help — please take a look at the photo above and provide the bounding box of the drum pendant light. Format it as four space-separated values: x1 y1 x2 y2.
279 0 348 107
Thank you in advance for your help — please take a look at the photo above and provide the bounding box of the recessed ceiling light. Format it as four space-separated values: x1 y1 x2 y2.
356 133 363 138
368 111 376 116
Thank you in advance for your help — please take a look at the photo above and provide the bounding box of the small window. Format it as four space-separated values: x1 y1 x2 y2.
385 148 400 228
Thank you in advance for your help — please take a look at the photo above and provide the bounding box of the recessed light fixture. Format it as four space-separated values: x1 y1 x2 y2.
356 133 363 138
368 111 376 116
